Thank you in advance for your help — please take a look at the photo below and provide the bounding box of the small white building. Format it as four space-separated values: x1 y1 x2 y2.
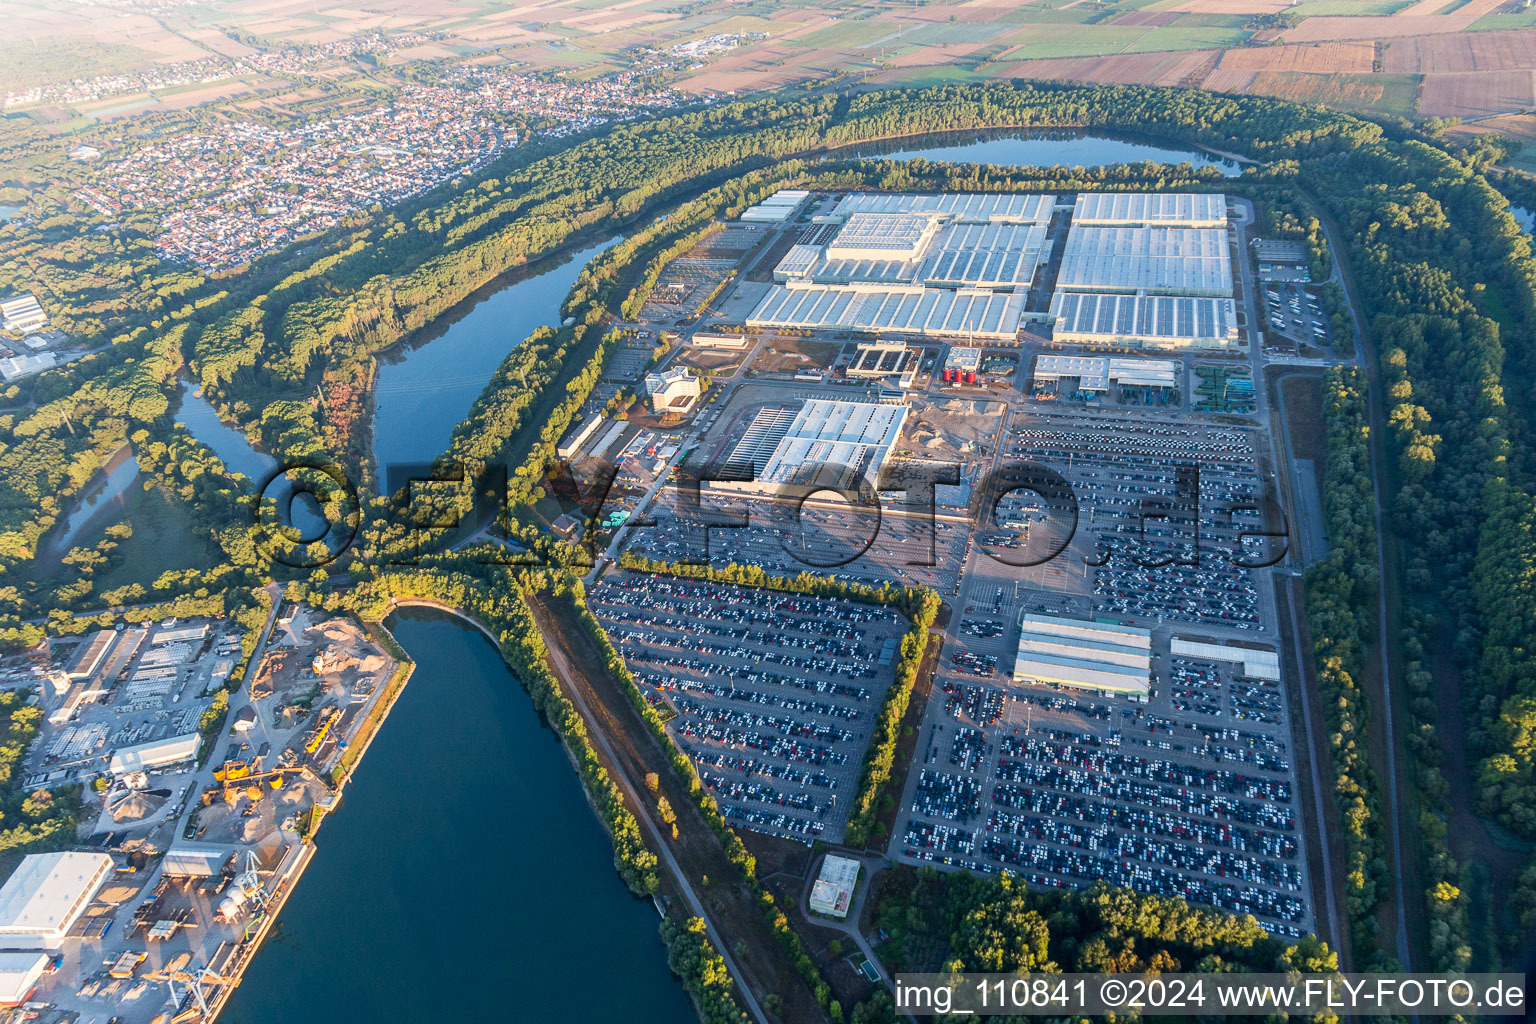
109 733 200 775
0 852 113 949
0 951 50 1006
0 353 58 382
809 854 860 918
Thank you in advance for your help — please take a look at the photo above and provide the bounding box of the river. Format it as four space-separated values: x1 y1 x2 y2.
371 237 618 474
226 609 694 1024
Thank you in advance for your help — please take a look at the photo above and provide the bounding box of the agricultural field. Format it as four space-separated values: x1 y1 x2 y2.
6 0 1536 160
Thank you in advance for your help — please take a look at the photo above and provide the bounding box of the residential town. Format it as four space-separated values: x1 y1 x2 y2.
3 33 440 110
71 67 683 270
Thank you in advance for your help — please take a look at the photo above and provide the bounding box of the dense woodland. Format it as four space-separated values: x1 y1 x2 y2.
1 78 1535 996
874 869 1337 978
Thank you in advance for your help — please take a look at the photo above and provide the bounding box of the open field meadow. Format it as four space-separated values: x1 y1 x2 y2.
5 0 1536 128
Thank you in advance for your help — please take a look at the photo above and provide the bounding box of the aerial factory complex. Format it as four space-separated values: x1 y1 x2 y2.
3 180 1343 1020
560 184 1328 943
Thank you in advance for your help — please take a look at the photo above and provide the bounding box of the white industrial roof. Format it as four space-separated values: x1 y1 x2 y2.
1036 354 1182 390
109 732 200 775
740 205 794 223
944 346 982 372
749 284 1025 341
1051 292 1238 347
809 255 923 286
809 854 860 917
919 222 1046 288
757 399 908 491
1014 614 1151 698
1073 192 1227 227
774 243 822 279
0 853 112 934
0 951 48 1004
161 844 232 878
1170 639 1281 681
830 192 1055 224
1057 226 1232 295
761 189 809 206
825 212 940 262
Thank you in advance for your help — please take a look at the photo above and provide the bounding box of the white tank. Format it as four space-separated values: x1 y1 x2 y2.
217 888 249 920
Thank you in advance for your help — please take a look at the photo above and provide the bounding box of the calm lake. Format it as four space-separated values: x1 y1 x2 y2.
842 129 1243 176
226 609 694 1024
371 237 618 473
37 448 140 563
175 381 276 482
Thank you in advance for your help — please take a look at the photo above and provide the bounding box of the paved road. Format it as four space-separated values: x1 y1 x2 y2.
171 582 285 843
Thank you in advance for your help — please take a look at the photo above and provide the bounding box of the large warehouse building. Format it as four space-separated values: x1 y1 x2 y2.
716 398 908 495
1050 291 1238 350
1048 192 1239 351
749 284 1027 341
0 852 113 949
1013 613 1152 701
749 192 1052 341
1055 226 1232 296
1033 354 1179 391
1072 192 1227 228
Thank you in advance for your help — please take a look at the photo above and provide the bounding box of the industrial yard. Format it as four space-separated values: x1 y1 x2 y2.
0 606 399 1022
556 184 1341 948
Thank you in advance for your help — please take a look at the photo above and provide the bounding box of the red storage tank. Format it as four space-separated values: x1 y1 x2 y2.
942 369 953 382
966 370 978 384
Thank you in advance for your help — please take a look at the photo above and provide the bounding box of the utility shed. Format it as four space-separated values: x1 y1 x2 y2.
161 844 232 879
0 852 113 949
0 951 49 1006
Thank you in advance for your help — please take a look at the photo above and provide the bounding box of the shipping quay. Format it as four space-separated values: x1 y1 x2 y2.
0 595 409 1023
